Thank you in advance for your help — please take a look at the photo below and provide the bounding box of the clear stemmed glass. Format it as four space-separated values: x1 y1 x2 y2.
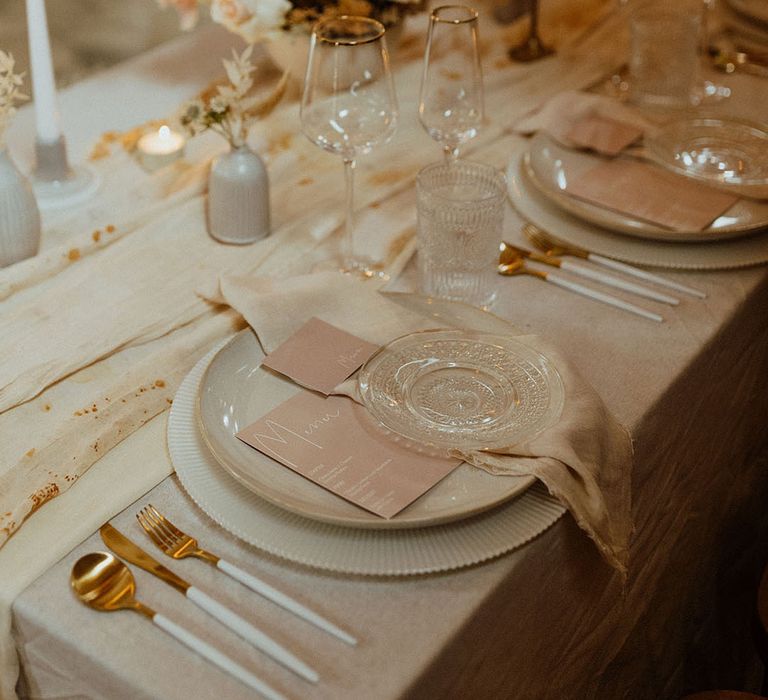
301 16 399 277
418 5 484 162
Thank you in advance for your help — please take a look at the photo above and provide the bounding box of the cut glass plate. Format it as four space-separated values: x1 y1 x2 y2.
358 329 564 454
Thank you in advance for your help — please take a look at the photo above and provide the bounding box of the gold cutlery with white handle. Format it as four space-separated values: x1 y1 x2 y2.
501 241 679 305
524 223 707 298
71 552 287 700
498 258 664 322
137 504 357 646
100 523 319 683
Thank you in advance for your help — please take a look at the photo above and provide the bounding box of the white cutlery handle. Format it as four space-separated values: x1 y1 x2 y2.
560 259 679 305
546 273 663 322
217 558 357 646
152 613 287 700
186 586 319 683
587 253 706 298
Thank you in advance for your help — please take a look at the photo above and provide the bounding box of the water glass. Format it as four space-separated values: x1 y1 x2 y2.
628 3 701 108
416 160 505 308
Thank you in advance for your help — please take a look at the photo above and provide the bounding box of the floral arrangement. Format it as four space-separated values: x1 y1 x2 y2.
179 45 288 147
160 0 424 43
0 51 27 148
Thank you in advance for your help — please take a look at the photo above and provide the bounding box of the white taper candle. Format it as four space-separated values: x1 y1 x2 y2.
25 0 62 143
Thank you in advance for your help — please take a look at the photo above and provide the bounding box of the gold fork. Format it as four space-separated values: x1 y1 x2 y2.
137 504 356 645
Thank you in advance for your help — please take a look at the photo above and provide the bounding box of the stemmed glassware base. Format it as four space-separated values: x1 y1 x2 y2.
507 0 553 63
508 35 554 62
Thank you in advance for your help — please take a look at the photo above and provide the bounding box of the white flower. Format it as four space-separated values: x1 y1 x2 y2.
210 0 292 43
209 95 229 114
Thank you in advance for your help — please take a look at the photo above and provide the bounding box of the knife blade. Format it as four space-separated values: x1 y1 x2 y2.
100 523 318 683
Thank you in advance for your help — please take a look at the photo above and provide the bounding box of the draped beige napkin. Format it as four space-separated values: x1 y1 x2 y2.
513 89 656 149
201 271 633 575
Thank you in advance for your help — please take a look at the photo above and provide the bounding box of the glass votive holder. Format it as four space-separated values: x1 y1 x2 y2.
136 125 186 171
416 160 506 308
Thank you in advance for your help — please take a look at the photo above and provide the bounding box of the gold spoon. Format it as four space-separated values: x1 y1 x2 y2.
71 552 286 699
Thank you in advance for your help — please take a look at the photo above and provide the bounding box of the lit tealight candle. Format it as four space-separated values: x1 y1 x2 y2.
136 126 186 171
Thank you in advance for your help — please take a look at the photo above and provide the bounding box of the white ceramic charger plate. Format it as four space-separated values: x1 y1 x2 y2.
168 342 566 576
507 142 768 270
197 294 557 530
526 132 768 242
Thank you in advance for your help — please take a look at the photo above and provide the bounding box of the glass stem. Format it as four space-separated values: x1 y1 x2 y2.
443 144 459 162
342 157 356 269
529 0 541 41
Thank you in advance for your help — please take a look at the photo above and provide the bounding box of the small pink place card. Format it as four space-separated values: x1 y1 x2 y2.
261 317 380 395
236 392 462 519
565 114 644 157
566 159 739 232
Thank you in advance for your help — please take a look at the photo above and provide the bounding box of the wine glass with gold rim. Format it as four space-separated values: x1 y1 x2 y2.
301 15 399 277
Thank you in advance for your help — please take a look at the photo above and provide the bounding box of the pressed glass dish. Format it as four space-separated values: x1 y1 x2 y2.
358 329 564 454
645 117 768 200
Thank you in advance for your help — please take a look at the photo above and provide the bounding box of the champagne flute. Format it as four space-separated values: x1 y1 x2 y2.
418 5 484 162
301 16 399 277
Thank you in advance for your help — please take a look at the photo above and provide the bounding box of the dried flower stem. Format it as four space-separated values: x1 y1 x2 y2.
0 51 28 148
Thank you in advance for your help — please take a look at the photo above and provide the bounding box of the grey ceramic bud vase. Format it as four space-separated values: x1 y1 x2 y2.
0 149 41 267
207 144 270 244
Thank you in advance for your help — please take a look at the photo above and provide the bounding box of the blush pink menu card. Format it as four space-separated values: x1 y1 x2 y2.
236 392 462 519
566 159 739 232
261 317 380 395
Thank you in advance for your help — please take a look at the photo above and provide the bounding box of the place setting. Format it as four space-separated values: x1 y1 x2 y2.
169 279 560 575
68 267 630 695
160 230 629 575
504 0 768 277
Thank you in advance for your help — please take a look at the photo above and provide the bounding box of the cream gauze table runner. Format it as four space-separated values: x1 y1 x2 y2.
0 6 628 698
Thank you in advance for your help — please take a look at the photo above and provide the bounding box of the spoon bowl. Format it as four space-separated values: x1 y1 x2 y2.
71 551 152 617
498 240 521 267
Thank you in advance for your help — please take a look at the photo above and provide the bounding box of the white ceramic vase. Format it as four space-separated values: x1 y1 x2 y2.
207 145 270 244
0 149 41 268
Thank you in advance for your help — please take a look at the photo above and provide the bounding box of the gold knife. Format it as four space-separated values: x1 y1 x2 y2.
100 523 318 683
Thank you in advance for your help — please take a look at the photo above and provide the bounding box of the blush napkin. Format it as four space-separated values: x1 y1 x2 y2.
200 272 633 575
514 89 655 152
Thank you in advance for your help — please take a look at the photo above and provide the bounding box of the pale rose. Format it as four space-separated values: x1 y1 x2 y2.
210 0 292 42
159 0 200 30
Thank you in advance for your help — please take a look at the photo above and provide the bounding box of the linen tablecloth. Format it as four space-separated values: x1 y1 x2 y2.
5 3 768 699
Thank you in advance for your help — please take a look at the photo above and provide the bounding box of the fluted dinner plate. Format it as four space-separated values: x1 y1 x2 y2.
526 132 768 242
196 295 551 530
